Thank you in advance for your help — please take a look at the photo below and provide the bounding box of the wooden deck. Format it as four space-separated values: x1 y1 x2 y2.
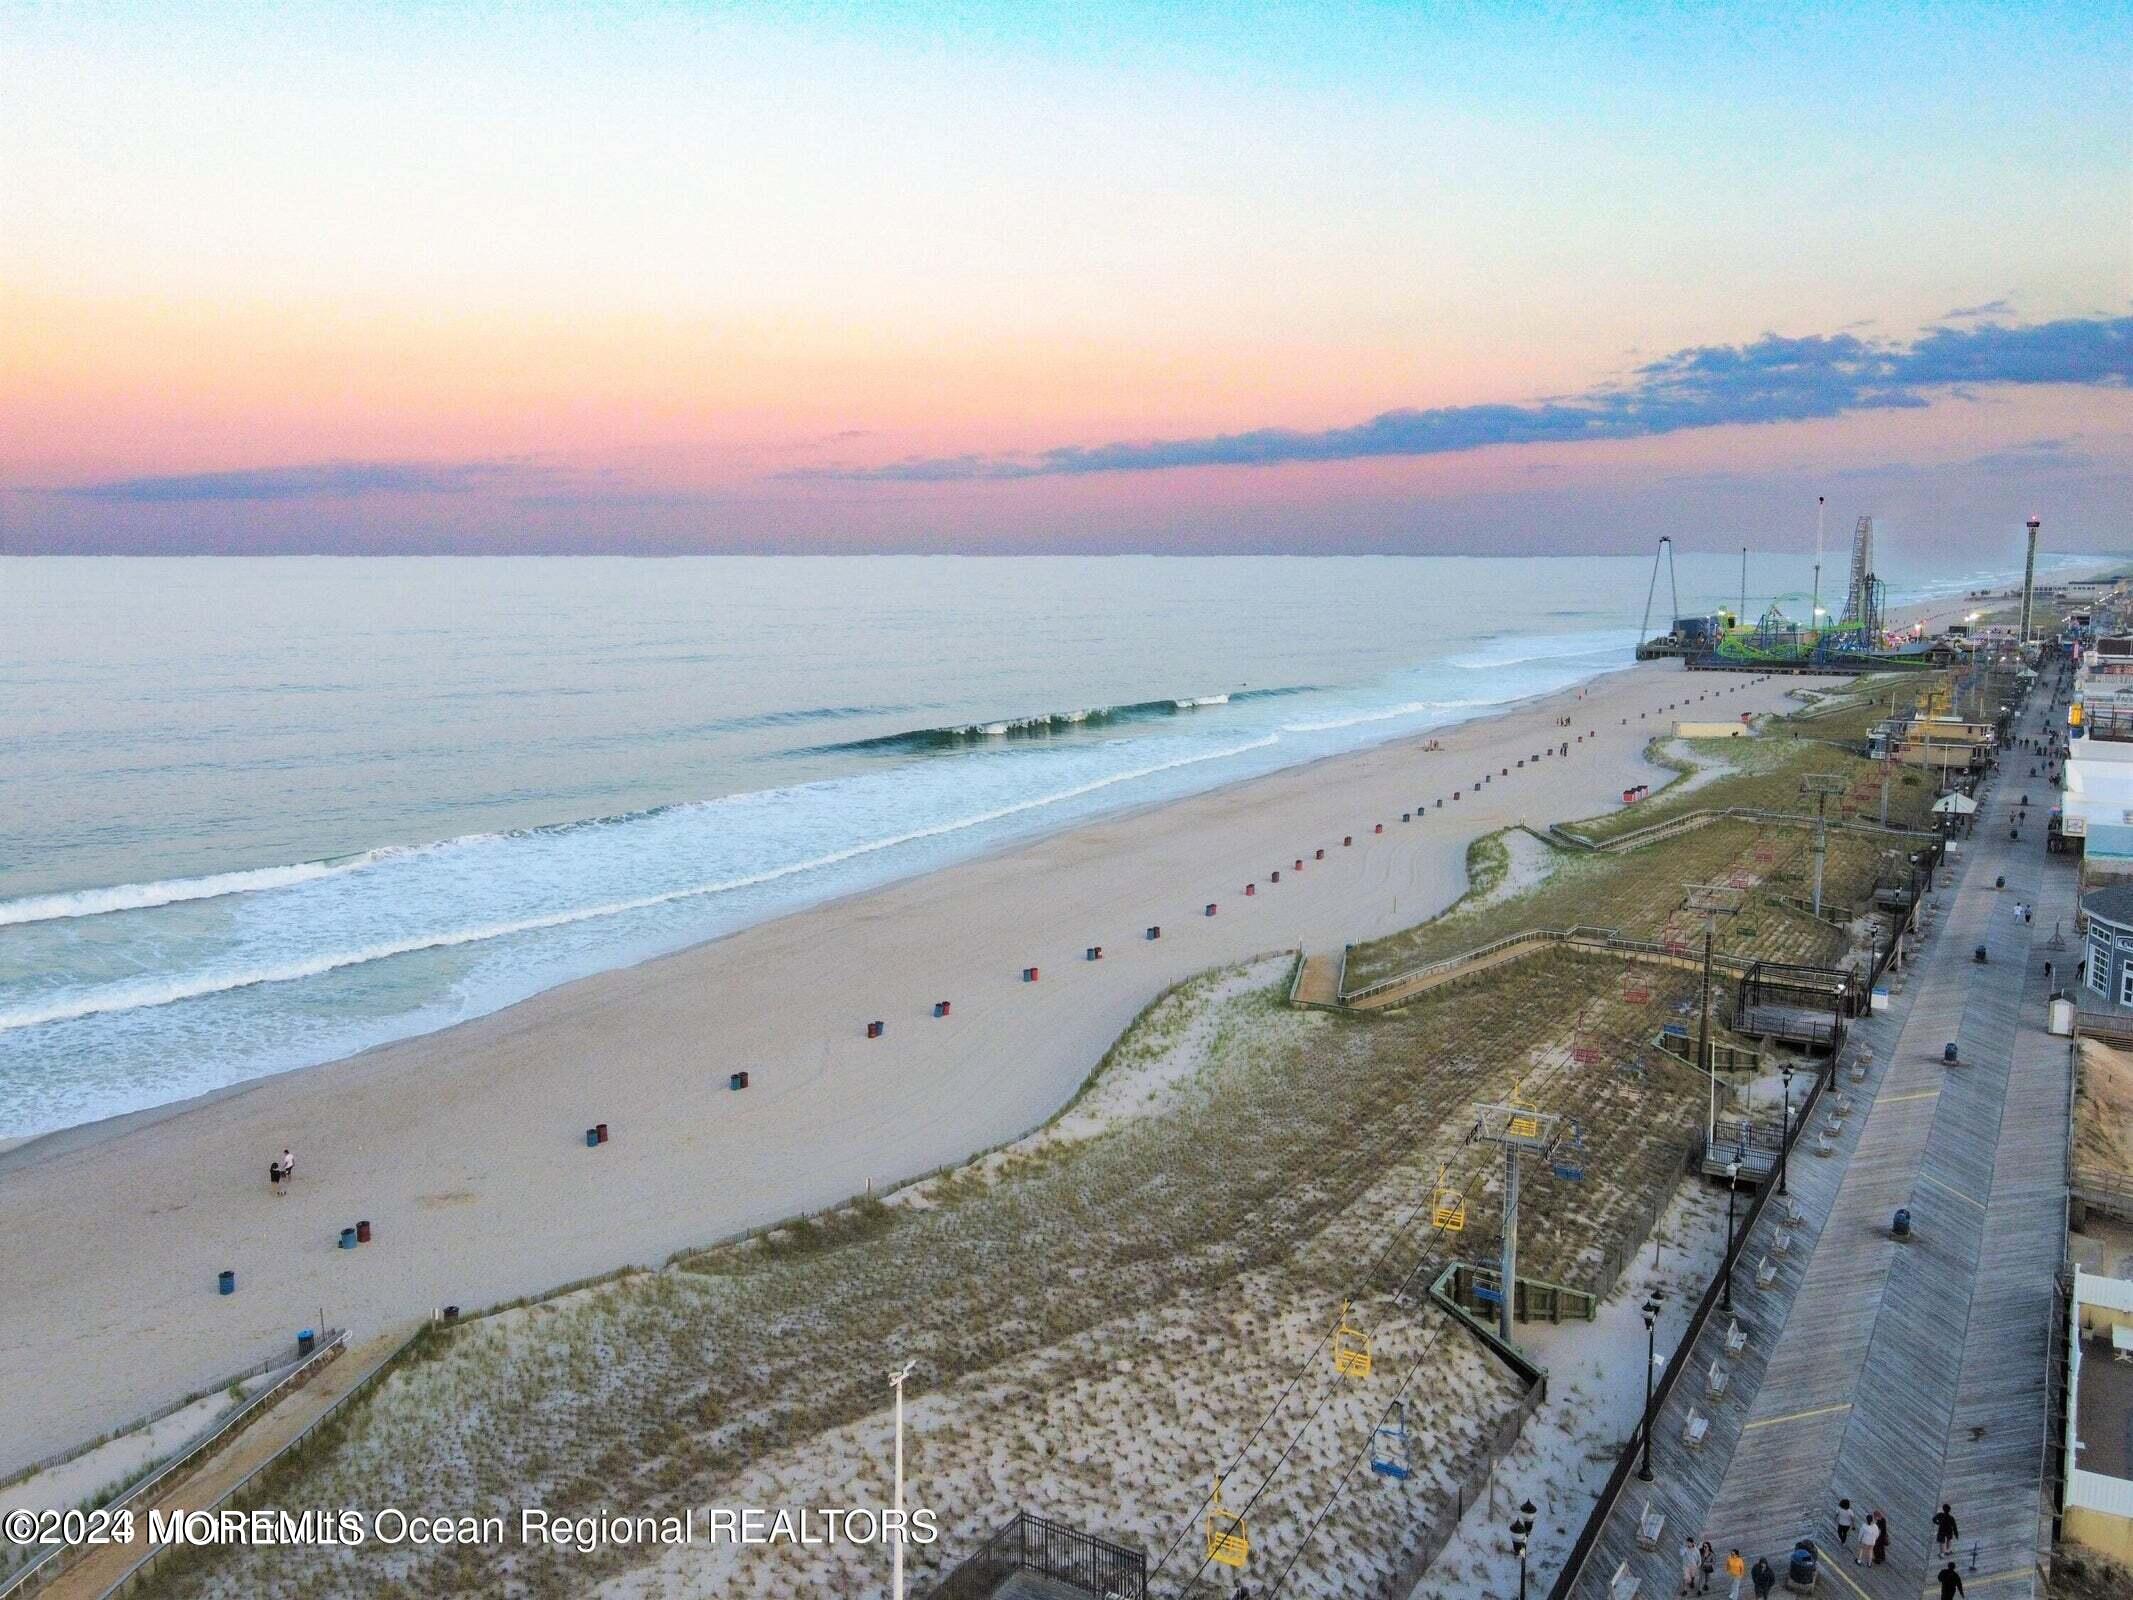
1565 693 2070 1600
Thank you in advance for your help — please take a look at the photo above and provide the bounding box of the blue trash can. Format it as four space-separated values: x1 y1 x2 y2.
1893 1208 1912 1239
586 1126 600 1147
218 1269 236 1295
1789 1541 1817 1587
297 1328 315 1356
339 1227 358 1249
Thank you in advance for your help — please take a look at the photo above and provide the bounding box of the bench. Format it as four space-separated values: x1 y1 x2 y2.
1756 1256 1778 1289
1611 1560 1643 1600
1835 1092 1854 1115
1636 1501 1667 1550
1723 1319 1747 1358
1849 1059 1869 1083
1705 1358 1731 1401
1773 1226 1794 1256
1682 1408 1709 1450
1814 1131 1835 1156
1784 1195 1805 1224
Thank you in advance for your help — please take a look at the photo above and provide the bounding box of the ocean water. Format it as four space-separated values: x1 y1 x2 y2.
0 551 2077 1136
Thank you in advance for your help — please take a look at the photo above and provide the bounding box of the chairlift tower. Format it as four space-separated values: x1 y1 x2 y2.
1799 775 1849 918
1472 1094 1568 1344
1683 883 1745 1159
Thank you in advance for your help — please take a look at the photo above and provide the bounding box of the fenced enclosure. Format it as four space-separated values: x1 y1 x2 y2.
928 1512 1147 1600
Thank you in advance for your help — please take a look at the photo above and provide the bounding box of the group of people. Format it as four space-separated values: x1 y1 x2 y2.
1836 1496 1891 1565
1677 1537 1759 1599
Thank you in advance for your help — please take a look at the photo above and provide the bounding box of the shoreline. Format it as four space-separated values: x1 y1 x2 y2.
0 666 1631 1170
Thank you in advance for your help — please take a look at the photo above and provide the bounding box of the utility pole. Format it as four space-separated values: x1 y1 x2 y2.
1473 1091 1568 1344
1800 775 1848 917
1684 883 1744 1157
890 1359 917 1600
2021 515 2041 645
1811 495 1826 643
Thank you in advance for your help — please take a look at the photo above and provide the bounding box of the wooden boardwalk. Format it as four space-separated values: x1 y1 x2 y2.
1567 696 2071 1600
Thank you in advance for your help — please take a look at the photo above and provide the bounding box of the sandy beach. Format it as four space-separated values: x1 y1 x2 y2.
0 657 1852 1476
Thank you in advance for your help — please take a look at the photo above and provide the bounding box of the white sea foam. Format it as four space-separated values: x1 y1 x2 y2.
0 734 1281 1033
0 848 411 928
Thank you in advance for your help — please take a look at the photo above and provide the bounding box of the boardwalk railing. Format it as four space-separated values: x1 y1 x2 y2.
1340 926 1754 1006
94 1326 425 1600
1550 804 1939 857
1544 1068 1827 1600
0 1331 348 1600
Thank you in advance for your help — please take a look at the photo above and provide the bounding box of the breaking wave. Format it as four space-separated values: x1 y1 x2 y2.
809 686 1310 755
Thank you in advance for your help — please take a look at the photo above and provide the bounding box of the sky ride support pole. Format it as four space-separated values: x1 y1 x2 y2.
1499 1142 1520 1345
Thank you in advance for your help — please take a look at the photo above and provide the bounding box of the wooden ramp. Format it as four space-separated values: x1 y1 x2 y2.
36 1327 412 1600
1291 952 1342 1008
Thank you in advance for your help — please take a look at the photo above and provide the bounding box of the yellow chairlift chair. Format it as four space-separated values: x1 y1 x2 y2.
1205 1477 1249 1569
1332 1301 1373 1379
1432 1165 1467 1232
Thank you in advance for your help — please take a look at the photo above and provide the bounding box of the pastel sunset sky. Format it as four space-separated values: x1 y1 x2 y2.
2 1 2128 556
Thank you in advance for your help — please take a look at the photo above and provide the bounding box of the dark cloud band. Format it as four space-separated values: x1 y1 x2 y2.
796 314 2132 484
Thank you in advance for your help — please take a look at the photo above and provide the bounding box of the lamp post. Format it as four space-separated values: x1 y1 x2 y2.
1723 1160 1741 1312
1780 1065 1795 1197
1510 1498 1537 1600
890 1359 917 1600
1637 1294 1663 1482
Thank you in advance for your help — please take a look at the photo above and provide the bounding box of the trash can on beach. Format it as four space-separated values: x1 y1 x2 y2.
218 1269 236 1296
586 1127 601 1147
356 1219 372 1244
339 1227 358 1250
298 1328 316 1356
730 1071 749 1090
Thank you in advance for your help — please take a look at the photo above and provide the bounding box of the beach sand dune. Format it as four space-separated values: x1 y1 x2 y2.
0 662 1833 1476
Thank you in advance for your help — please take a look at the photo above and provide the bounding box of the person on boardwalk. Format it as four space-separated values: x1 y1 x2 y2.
1937 1561 1966 1599
1680 1536 1700 1596
1835 1498 1854 1545
1934 1503 1958 1557
1699 1538 1716 1594
1750 1554 1775 1600
1855 1513 1879 1566
1872 1511 1889 1566
1724 1547 1745 1600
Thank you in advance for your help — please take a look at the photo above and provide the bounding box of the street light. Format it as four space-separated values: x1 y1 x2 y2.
1779 1065 1795 1197
1723 1160 1741 1312
890 1359 917 1600
1637 1294 1663 1482
1510 1497 1537 1600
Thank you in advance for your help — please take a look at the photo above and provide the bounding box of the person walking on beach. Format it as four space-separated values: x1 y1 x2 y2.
1724 1548 1745 1600
1937 1561 1965 1599
1934 1503 1958 1557
275 1147 294 1196
1855 1514 1879 1567
1835 1498 1854 1546
1699 1538 1716 1594
1750 1554 1775 1600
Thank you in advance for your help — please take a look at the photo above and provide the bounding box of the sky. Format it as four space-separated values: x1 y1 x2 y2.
2 1 2129 558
